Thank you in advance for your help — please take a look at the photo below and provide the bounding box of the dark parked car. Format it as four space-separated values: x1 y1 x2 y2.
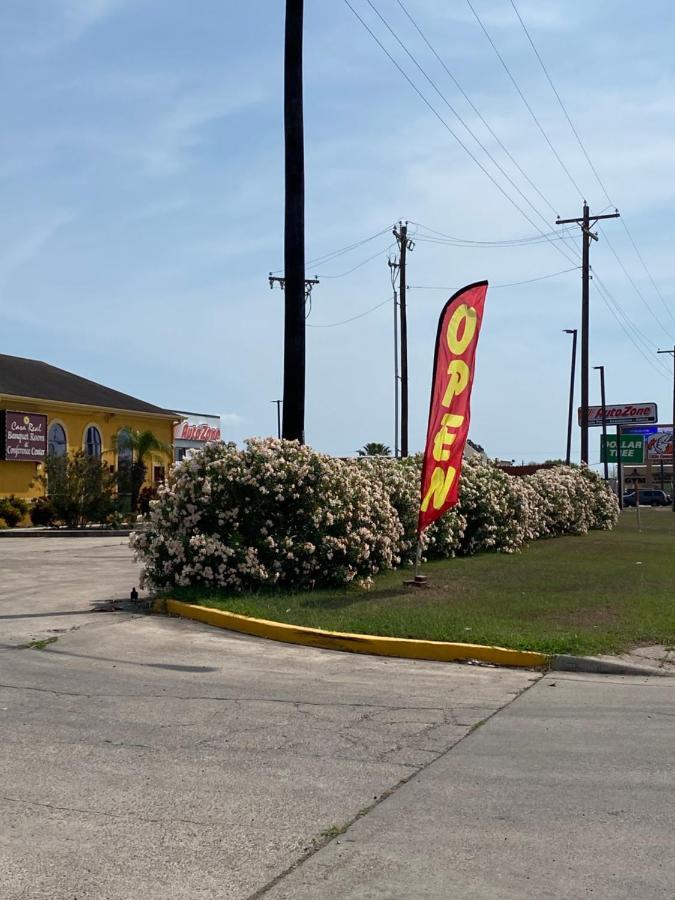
623 489 672 507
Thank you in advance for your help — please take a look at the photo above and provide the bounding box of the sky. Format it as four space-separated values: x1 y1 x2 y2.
1 0 675 466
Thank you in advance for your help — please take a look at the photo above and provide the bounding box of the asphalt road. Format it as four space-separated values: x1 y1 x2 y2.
0 538 673 899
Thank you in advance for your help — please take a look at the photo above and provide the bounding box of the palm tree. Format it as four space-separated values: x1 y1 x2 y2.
114 428 172 512
116 428 172 465
357 442 392 457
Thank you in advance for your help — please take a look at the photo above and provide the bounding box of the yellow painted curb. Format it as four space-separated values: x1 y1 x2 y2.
156 598 549 669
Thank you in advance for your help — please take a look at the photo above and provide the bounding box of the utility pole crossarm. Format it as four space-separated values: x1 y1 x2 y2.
556 211 620 225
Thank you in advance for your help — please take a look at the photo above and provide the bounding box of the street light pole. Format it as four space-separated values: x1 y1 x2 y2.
593 365 609 480
563 329 577 466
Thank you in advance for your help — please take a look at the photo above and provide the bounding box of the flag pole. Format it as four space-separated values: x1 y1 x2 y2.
406 533 427 587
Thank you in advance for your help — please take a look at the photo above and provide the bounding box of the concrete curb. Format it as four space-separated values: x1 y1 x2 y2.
551 654 672 677
0 529 134 538
155 598 549 669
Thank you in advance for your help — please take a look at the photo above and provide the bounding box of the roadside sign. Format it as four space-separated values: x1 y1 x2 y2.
622 425 658 436
600 434 645 464
580 402 657 427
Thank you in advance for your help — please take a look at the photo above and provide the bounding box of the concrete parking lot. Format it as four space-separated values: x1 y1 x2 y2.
1 537 673 899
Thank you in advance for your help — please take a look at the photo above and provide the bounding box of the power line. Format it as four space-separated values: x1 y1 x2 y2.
409 266 579 291
271 224 395 274
342 0 578 267
508 0 612 206
465 0 586 200
361 0 577 264
508 0 675 328
599 228 674 339
395 0 558 218
620 219 675 324
396 0 557 215
306 297 390 328
316 243 394 278
410 220 570 245
592 272 671 380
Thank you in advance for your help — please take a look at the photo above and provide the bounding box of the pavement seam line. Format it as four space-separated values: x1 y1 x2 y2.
245 673 544 900
0 681 509 710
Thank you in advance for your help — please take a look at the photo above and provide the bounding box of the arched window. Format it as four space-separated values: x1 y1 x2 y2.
48 423 67 457
84 426 102 458
116 429 133 469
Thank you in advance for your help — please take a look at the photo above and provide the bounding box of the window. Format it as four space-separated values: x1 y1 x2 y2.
84 425 102 458
116 430 133 469
48 423 67 457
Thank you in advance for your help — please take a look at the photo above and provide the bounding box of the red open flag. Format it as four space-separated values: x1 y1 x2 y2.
418 281 488 534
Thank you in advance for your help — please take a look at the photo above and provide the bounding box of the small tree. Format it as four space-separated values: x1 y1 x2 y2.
40 452 117 528
115 427 171 512
357 442 391 457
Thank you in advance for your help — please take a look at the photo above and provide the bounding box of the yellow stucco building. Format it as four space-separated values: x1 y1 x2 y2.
0 353 178 499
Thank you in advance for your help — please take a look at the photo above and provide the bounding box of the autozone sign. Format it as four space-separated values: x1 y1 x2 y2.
579 403 658 427
174 420 221 442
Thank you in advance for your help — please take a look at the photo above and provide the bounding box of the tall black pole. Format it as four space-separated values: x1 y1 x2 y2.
395 223 410 457
282 0 306 443
595 365 608 480
580 203 590 465
564 329 577 465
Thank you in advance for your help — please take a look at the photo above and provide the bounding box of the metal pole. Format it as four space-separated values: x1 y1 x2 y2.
594 365 608 480
271 400 282 439
617 424 623 510
414 536 423 580
564 329 577 465
282 0 306 443
657 345 675 511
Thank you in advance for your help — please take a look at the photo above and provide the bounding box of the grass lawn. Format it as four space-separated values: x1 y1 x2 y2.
172 509 675 656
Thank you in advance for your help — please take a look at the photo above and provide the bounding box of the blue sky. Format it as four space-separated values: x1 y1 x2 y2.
2 0 674 464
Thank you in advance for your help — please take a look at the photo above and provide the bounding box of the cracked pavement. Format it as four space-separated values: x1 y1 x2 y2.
2 538 672 899
0 537 534 899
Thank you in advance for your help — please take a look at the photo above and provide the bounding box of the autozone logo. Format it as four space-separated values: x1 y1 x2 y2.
580 403 657 425
176 422 221 442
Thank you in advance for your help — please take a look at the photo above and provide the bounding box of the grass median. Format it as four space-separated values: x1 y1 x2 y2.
171 509 675 656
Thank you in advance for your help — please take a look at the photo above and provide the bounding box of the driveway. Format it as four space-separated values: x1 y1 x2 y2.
0 536 141 647
0 538 533 899
1 538 673 899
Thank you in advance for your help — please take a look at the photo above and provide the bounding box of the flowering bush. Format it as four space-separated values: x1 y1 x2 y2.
132 439 402 592
132 439 619 593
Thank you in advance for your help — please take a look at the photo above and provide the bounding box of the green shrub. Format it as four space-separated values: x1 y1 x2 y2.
29 497 57 527
0 494 28 527
39 452 116 528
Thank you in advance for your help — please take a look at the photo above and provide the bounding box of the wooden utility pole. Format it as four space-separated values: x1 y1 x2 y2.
282 0 306 442
657 346 675 511
563 328 577 465
393 223 414 456
556 205 620 465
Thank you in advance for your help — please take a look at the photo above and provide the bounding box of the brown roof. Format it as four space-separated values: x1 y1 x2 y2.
0 353 175 417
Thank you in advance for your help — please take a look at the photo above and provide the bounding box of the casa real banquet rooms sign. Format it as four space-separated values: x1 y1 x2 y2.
1 411 47 462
